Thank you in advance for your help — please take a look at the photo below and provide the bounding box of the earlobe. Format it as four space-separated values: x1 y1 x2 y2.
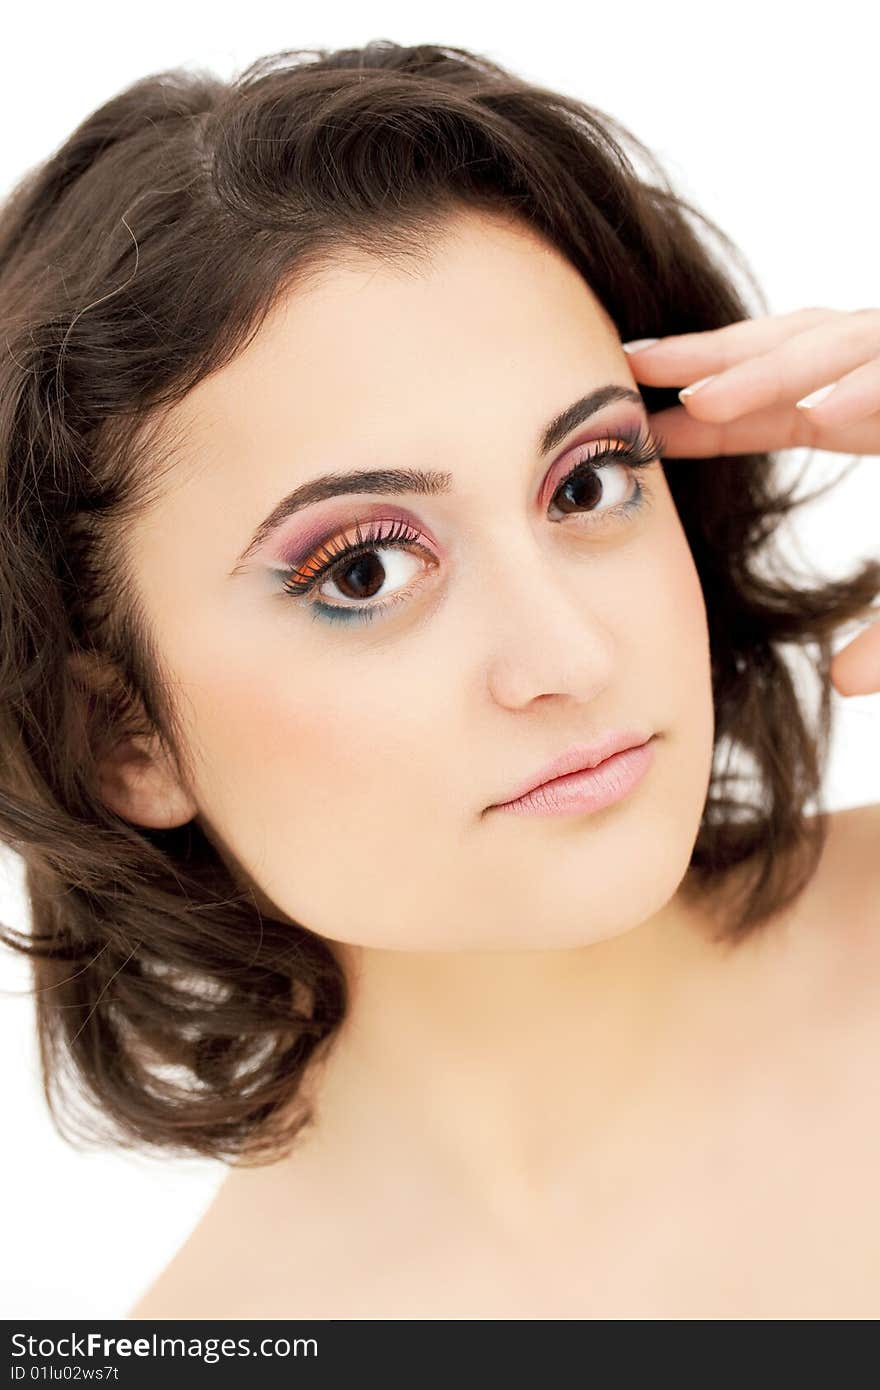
67 650 198 829
97 734 198 828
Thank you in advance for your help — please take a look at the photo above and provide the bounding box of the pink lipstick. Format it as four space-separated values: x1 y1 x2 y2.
488 732 656 818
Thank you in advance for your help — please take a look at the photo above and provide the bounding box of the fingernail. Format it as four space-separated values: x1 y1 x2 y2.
621 338 661 353
796 381 838 409
678 375 717 400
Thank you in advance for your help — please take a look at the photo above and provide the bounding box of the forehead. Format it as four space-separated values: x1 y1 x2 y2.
156 208 620 472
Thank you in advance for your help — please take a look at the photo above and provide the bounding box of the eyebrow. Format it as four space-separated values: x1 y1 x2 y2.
230 382 645 572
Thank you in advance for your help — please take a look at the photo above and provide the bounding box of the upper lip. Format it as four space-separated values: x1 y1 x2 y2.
488 729 654 808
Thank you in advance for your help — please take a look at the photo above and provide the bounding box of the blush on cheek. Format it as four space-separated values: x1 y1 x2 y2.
174 644 352 804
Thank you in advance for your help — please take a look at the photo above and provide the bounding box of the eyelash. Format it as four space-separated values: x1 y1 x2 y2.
277 421 665 627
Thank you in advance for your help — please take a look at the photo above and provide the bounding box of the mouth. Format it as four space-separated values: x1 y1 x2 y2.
486 732 657 819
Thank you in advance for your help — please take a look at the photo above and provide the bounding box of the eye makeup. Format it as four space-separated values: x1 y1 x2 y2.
271 418 666 628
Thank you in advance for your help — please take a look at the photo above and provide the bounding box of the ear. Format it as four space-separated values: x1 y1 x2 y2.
96 731 198 829
68 650 198 829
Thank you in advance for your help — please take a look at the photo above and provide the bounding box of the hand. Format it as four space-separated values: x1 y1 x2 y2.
623 306 880 457
828 620 880 698
622 306 880 697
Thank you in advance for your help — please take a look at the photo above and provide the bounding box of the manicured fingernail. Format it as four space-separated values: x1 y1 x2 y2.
621 338 661 353
678 375 717 400
796 382 838 409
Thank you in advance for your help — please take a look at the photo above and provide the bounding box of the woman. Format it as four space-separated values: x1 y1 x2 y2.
0 40 878 1320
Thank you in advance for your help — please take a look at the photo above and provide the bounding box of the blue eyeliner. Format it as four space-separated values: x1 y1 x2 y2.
278 421 665 627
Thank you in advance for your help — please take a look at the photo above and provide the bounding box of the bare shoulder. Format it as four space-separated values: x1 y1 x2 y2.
126 1283 177 1320
808 801 880 926
126 1247 217 1321
820 799 880 854
796 801 880 1004
126 1239 263 1321
125 1179 247 1320
125 1163 332 1320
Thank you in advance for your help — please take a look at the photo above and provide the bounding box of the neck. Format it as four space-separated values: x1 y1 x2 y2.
260 878 767 1242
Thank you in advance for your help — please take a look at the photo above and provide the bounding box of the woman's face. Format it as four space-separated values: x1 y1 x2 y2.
122 208 715 950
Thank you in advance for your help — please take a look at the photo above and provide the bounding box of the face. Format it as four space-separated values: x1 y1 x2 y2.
119 208 715 952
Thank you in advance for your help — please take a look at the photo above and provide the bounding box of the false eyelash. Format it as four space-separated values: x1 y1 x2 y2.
280 514 426 597
574 418 666 472
279 420 666 602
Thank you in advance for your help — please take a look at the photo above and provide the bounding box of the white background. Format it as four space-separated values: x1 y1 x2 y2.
1 0 878 1319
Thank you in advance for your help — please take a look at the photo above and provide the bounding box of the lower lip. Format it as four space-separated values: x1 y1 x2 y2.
490 738 657 818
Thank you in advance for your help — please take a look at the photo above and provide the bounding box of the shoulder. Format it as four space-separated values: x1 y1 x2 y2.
795 802 880 1010
820 799 880 854
726 803 880 1036
127 1251 260 1321
125 1164 329 1320
808 801 880 929
126 1182 241 1320
127 1260 215 1321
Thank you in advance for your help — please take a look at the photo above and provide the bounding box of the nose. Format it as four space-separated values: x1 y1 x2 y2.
479 529 617 710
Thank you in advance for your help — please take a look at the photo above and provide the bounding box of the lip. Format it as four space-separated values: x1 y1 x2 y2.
487 730 655 811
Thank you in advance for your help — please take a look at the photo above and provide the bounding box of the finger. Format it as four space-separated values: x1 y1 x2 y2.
795 354 880 427
672 310 880 424
623 307 845 384
830 620 880 697
648 400 880 457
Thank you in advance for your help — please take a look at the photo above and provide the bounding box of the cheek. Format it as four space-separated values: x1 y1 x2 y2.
176 638 448 933
650 518 712 697
592 498 710 693
637 511 716 804
186 657 389 820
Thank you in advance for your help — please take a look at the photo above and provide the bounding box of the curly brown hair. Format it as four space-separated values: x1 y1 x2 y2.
1 40 877 1167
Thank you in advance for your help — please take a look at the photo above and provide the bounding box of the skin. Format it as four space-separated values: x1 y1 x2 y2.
624 315 880 685
104 208 880 1318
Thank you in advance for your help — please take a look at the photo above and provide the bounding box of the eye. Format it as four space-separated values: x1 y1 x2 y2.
549 458 638 521
277 514 438 626
275 423 663 628
316 543 423 606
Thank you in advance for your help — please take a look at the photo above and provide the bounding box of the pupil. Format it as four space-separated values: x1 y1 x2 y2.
555 463 602 513
337 551 385 599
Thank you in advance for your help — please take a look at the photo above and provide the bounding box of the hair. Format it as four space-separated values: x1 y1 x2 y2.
0 40 877 1167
